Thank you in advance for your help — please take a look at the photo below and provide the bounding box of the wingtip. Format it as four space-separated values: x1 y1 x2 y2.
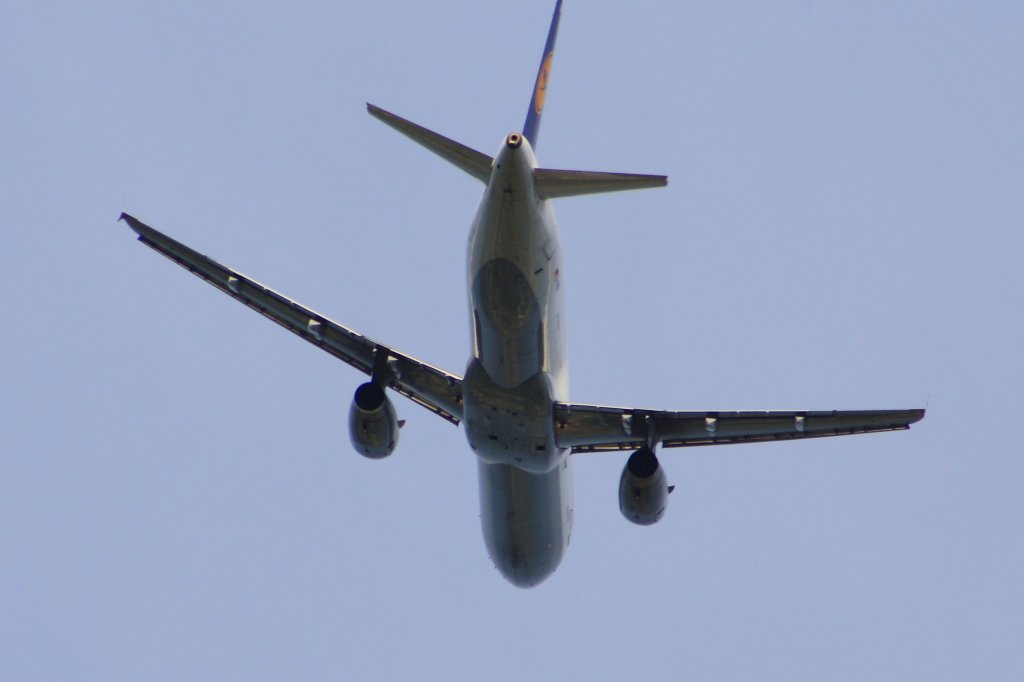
366 103 390 123
118 211 148 238
909 408 926 424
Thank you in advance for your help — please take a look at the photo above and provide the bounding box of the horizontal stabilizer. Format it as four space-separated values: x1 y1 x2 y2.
367 103 493 183
534 168 668 199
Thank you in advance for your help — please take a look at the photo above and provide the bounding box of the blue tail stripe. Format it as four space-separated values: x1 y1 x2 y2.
523 0 563 150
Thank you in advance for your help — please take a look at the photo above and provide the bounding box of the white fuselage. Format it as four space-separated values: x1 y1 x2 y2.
462 134 573 587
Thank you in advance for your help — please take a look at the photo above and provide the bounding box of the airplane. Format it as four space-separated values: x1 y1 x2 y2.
118 0 924 587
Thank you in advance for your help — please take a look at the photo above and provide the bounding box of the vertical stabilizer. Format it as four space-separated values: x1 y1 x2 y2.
522 0 563 150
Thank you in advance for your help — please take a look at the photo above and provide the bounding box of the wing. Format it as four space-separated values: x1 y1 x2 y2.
120 213 463 424
554 402 925 453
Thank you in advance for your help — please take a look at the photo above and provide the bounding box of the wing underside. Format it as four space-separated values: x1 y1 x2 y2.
120 216 924 443
120 213 464 424
555 402 925 453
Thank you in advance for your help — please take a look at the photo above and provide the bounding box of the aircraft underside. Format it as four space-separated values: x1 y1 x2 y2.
462 133 573 586
118 0 923 588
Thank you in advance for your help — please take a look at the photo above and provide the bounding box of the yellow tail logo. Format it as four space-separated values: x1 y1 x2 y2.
534 52 554 115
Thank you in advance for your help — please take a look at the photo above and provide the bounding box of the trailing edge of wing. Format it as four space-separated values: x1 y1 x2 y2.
554 403 925 453
367 103 493 183
534 168 668 199
119 213 464 424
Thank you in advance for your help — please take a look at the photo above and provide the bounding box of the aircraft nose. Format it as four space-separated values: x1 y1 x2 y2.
506 132 523 149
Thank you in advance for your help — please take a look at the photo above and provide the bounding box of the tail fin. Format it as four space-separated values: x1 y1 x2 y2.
522 0 563 150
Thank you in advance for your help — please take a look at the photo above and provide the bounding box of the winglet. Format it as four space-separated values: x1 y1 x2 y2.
120 211 148 238
523 0 563 150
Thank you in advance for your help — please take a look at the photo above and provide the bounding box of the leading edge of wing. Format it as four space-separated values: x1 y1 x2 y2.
555 402 925 453
119 213 464 424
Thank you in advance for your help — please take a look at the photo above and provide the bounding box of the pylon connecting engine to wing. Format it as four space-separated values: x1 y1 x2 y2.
618 447 673 525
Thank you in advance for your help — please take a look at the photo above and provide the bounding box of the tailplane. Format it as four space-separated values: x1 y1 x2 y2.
535 168 667 198
367 1 668 199
366 103 493 183
367 102 668 198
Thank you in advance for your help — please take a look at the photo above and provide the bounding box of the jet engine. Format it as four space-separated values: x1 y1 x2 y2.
618 447 670 525
348 382 400 459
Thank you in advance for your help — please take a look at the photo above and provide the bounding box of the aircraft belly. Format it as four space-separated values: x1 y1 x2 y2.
472 257 544 386
463 132 574 586
462 358 562 472
478 459 570 588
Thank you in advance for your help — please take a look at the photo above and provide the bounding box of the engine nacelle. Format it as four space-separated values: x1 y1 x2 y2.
348 382 400 459
618 447 669 525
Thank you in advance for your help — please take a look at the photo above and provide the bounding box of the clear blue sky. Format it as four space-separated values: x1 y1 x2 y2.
3 1 1021 679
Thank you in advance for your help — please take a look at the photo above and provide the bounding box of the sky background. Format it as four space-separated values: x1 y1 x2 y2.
3 1 1022 679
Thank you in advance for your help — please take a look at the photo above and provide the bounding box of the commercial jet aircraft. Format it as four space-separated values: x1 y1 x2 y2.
119 0 924 587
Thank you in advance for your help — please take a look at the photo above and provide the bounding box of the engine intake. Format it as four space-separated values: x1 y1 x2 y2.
618 447 669 525
348 382 400 459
